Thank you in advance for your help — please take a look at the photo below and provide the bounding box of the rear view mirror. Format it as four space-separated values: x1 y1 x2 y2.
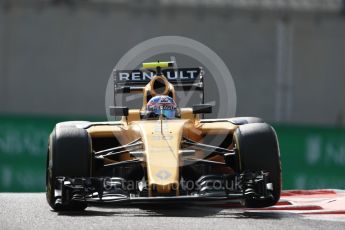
192 104 212 114
109 106 129 116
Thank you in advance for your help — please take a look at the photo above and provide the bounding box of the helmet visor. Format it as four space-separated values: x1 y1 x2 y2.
160 109 176 119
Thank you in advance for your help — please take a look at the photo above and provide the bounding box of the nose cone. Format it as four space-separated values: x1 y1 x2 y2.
135 120 187 196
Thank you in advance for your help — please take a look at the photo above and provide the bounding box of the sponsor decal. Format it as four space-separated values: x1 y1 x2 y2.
114 68 201 83
155 170 172 180
306 135 321 165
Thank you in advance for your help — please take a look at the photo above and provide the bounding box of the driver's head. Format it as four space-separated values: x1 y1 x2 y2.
146 95 177 119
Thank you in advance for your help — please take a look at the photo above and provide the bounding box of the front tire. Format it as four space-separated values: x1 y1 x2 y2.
233 123 281 208
46 126 92 211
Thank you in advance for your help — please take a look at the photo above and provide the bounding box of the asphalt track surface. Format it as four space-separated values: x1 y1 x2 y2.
0 193 344 230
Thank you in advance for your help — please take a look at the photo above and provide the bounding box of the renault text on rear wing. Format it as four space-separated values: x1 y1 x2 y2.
113 68 202 85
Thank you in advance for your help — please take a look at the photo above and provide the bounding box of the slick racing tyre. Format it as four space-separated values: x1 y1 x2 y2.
233 123 281 208
229 117 263 125
46 125 92 211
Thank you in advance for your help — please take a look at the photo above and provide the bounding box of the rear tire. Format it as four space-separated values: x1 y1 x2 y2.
229 117 263 125
46 126 92 211
233 123 281 208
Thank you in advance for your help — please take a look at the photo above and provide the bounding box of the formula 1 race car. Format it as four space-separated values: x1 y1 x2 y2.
46 61 281 211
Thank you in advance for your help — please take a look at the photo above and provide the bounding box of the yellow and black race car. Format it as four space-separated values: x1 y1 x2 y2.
46 61 281 211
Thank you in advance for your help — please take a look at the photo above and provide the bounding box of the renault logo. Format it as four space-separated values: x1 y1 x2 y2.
156 170 171 180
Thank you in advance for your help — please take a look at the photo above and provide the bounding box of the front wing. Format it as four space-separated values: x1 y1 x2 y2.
53 171 273 207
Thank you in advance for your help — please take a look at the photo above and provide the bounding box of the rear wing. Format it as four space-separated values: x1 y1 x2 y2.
113 67 204 94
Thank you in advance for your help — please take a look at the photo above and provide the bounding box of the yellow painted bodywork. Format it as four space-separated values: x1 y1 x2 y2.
133 120 187 194
86 71 239 196
86 118 238 195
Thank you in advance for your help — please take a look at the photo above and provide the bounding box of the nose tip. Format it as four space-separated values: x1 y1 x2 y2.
149 182 179 196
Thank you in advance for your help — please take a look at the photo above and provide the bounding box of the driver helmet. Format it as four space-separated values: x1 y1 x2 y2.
146 95 177 119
